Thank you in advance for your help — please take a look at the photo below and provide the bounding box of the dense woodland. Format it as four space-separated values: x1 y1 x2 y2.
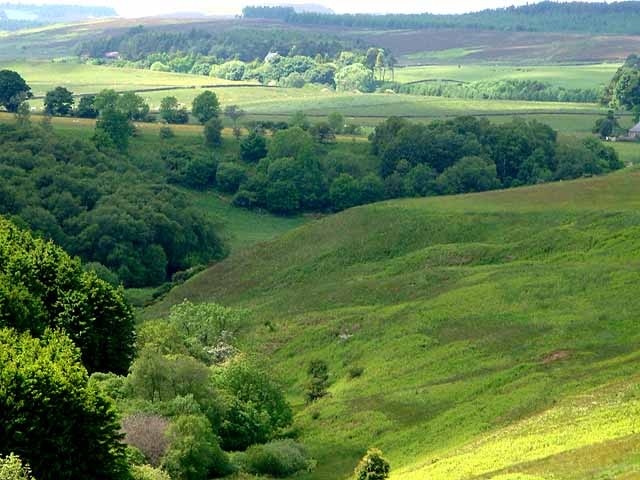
244 2 640 34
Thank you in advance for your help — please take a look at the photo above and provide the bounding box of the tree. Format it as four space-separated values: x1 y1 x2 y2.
94 89 119 114
117 92 150 121
95 108 134 152
354 448 390 480
0 329 131 480
44 87 74 116
240 130 268 163
160 96 189 124
305 359 329 403
216 162 247 194
76 95 98 118
437 156 501 194
14 101 30 127
191 91 220 124
215 356 293 451
335 64 376 93
593 110 621 138
162 415 229 480
310 121 336 144
329 173 361 211
223 104 245 128
327 112 344 134
204 117 223 147
0 70 32 113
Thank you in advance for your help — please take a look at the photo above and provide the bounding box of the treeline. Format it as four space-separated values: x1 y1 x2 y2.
244 2 640 34
0 120 225 287
395 79 602 104
78 25 364 63
213 114 623 216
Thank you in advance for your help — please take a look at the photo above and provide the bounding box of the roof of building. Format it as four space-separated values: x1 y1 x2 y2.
630 122 640 133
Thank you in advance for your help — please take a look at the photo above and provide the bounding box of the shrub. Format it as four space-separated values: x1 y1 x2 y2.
204 117 223 148
0 454 35 480
162 415 230 480
354 448 390 480
244 440 313 477
159 126 174 139
131 465 171 480
122 413 171 467
348 366 365 379
216 162 247 194
305 359 329 403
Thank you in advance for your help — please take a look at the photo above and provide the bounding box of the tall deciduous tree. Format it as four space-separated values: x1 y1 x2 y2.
0 70 32 112
44 86 74 116
192 90 220 124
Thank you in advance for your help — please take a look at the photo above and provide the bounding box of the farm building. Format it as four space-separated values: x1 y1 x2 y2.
629 122 640 139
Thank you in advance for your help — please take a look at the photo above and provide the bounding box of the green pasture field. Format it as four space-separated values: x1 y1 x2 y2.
147 167 640 479
2 61 621 137
393 63 621 89
0 61 253 96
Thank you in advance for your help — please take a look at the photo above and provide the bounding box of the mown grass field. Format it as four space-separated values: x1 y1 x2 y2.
393 63 621 89
148 168 640 480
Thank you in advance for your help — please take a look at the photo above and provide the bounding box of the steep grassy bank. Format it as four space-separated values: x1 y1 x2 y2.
148 169 640 479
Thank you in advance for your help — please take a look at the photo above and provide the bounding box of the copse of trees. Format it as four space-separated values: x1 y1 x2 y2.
227 115 622 216
0 120 225 288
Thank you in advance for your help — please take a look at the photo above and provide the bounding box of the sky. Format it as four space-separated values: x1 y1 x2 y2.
5 0 595 17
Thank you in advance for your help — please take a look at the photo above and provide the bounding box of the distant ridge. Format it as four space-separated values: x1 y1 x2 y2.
247 1 640 35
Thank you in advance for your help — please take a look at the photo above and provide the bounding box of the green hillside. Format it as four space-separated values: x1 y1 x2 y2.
148 168 640 479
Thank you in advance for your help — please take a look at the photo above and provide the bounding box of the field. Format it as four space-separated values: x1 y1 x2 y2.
393 63 621 89
147 167 640 479
2 61 624 136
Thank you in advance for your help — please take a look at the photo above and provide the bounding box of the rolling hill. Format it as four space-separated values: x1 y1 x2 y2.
148 168 640 479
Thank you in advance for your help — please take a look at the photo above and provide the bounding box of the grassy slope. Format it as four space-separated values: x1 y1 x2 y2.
148 169 640 479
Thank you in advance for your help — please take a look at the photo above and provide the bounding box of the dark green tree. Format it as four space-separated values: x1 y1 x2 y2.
204 117 224 148
0 70 32 113
160 96 189 124
192 91 220 124
354 448 390 480
240 130 268 163
0 329 131 480
76 95 98 118
117 92 150 121
95 108 134 152
305 359 329 403
44 86 74 116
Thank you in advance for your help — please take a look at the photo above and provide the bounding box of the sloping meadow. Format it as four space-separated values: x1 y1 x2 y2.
148 169 640 479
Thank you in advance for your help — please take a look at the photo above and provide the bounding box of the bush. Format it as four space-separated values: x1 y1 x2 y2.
204 117 223 148
216 162 247 194
159 126 174 139
131 465 171 480
162 415 230 480
122 414 170 467
244 440 313 477
0 454 35 480
354 448 390 480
